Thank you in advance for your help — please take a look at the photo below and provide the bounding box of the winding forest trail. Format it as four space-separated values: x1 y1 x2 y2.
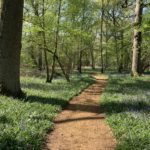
45 75 116 150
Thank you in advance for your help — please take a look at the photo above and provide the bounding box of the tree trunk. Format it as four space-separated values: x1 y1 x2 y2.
55 55 70 82
29 46 38 67
50 0 62 82
105 22 108 70
77 0 86 74
38 49 43 71
41 0 50 82
77 50 83 74
0 0 24 97
100 1 104 73
43 32 50 82
131 0 143 76
112 8 119 72
90 44 95 70
118 31 124 73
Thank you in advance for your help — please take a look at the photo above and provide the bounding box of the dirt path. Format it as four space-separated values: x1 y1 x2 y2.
45 75 116 150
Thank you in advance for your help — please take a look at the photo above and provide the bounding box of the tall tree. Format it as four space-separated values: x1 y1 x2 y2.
41 0 50 82
0 0 24 96
131 0 143 76
77 0 86 74
49 0 62 82
100 0 104 73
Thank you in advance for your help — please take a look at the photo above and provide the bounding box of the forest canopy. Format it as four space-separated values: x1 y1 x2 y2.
22 0 150 79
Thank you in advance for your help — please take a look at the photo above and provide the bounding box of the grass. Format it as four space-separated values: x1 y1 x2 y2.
0 74 94 150
101 76 150 150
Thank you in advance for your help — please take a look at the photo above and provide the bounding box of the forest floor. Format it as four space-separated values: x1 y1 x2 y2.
0 74 94 149
100 75 150 150
45 75 116 150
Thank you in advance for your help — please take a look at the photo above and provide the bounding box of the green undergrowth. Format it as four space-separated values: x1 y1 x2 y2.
0 74 94 150
101 76 150 150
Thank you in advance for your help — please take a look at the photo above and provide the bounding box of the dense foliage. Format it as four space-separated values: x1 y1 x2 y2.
22 0 150 80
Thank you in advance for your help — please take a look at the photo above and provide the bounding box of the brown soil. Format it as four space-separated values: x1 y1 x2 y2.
45 75 116 150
